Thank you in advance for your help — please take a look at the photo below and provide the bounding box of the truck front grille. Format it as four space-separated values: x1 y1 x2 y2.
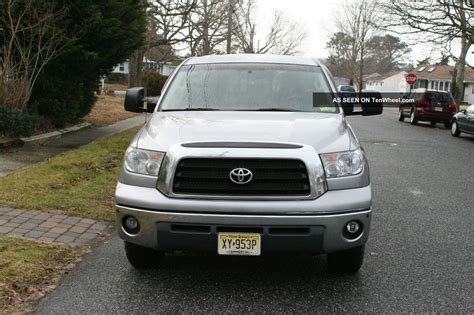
172 158 310 196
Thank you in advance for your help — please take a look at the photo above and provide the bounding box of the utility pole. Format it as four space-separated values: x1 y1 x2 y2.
226 0 234 54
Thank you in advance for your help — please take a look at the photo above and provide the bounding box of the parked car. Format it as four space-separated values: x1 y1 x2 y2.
451 104 474 137
337 85 356 114
117 54 383 274
398 88 457 128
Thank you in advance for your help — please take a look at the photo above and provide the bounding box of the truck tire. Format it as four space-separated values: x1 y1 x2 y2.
410 111 418 125
327 246 365 274
124 241 162 268
398 109 405 122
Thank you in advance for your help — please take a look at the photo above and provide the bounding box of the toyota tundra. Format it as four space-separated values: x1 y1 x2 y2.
115 54 383 273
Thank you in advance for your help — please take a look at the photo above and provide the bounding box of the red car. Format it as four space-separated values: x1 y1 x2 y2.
398 89 457 128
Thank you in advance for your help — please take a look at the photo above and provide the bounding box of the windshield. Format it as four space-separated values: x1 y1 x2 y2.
159 63 337 112
425 92 454 104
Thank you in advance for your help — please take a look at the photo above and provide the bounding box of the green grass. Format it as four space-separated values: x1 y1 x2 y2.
0 238 81 312
0 127 140 222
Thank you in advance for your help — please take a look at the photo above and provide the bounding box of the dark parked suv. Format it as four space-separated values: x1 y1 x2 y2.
399 88 457 128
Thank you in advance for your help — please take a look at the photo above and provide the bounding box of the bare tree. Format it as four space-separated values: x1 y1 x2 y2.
233 0 307 55
1 0 67 110
188 0 228 55
128 0 196 87
334 0 379 91
378 0 474 105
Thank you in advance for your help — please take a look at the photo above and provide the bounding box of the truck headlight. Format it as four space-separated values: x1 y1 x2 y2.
320 149 364 178
124 147 164 176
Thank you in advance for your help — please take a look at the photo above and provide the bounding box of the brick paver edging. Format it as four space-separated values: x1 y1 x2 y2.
0 207 111 245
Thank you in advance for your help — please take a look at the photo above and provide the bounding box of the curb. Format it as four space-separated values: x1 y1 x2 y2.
0 138 24 149
2 122 92 147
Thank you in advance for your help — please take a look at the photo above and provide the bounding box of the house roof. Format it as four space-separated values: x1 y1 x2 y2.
367 70 405 83
408 64 474 82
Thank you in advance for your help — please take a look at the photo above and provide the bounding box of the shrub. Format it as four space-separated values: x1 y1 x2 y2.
30 0 145 128
143 71 168 96
0 107 41 137
105 73 128 84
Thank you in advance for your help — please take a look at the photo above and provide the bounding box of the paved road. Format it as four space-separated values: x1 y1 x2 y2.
35 109 473 314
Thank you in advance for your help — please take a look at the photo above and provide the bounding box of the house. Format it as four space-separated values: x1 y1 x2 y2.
365 70 410 94
112 61 129 74
111 58 183 76
157 59 183 76
333 76 351 87
365 64 474 104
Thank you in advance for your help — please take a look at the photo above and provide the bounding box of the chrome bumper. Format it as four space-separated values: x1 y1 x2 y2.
116 206 371 254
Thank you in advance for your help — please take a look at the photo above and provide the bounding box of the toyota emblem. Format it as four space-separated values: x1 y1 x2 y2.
229 168 253 185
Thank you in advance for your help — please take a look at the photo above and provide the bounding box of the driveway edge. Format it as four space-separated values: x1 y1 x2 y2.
15 122 92 146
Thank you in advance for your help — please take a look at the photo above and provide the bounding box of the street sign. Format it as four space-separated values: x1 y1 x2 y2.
406 73 417 85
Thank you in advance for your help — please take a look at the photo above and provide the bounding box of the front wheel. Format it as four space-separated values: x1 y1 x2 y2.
327 246 365 274
124 241 163 269
451 120 461 137
410 111 418 125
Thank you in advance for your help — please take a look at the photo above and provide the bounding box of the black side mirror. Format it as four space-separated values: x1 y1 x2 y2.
124 87 157 113
361 91 383 116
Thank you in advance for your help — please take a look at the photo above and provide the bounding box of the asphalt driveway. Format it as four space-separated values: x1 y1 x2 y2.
35 108 474 314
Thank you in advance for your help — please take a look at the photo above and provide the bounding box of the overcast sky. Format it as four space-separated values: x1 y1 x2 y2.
255 0 474 66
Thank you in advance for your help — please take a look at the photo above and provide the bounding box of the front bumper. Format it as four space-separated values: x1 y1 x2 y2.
115 184 372 254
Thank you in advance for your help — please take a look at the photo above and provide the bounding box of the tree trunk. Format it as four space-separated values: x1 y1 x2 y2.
358 44 364 93
453 36 471 108
128 48 144 88
226 0 234 54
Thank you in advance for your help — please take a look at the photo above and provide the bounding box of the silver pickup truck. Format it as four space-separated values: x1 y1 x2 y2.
115 54 382 273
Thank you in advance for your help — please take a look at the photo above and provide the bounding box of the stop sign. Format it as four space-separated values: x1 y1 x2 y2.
406 73 417 85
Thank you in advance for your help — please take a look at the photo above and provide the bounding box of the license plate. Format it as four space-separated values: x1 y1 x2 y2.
218 233 261 256
435 106 443 111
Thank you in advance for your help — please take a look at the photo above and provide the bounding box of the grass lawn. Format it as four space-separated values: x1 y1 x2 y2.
0 127 140 222
84 94 140 127
0 238 82 313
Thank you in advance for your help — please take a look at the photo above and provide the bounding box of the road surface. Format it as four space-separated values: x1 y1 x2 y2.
35 108 474 314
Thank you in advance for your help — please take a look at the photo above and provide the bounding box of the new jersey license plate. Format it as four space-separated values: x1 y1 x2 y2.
218 233 261 256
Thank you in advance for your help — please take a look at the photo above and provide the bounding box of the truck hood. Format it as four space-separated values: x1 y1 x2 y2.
136 111 358 153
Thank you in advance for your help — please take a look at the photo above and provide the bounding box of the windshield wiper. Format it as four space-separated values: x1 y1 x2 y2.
163 108 221 111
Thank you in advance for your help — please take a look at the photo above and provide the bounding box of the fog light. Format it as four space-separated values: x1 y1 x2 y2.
123 216 140 234
346 221 360 234
343 220 363 240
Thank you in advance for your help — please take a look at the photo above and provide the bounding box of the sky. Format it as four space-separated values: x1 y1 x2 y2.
255 0 474 67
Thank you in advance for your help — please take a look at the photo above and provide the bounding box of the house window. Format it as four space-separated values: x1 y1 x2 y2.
119 64 125 72
439 81 444 91
471 85 474 94
430 81 434 89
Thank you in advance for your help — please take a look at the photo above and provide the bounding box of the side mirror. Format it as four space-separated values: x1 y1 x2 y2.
124 87 157 113
361 91 383 116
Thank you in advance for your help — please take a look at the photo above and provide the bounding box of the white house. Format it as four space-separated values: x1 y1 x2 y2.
112 58 183 76
112 61 129 74
365 70 410 94
366 64 474 104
